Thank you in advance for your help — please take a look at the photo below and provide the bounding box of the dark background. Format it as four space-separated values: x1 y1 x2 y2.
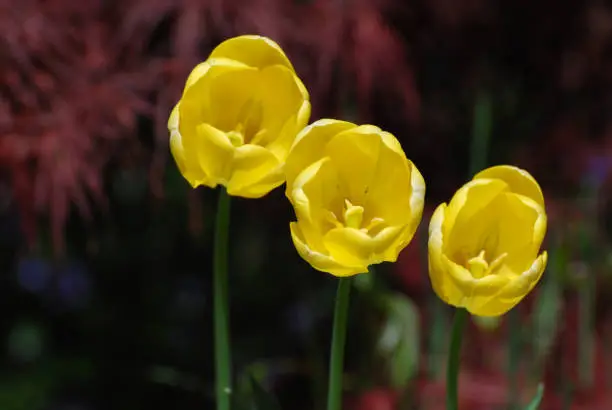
2 0 612 409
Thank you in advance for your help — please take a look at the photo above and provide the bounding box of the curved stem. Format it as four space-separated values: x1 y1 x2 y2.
326 277 353 410
214 188 232 410
446 308 468 410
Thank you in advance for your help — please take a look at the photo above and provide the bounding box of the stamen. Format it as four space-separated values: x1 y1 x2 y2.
343 199 364 229
362 217 385 233
466 250 509 279
467 250 489 279
227 131 244 147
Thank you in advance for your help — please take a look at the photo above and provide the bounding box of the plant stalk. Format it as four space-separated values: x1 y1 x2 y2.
446 308 468 410
326 277 353 410
214 187 232 410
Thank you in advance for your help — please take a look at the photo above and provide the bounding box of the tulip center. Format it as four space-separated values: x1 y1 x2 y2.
467 250 508 279
343 199 364 229
230 98 265 146
227 130 244 147
327 199 385 234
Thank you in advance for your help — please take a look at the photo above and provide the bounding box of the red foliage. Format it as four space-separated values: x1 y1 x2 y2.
1 0 420 252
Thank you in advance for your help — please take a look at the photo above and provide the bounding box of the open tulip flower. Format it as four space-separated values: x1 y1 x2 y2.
284 119 426 277
428 165 548 317
169 35 311 198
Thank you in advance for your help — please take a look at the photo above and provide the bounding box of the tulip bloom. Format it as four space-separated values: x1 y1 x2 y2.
285 119 425 276
169 35 311 197
428 165 548 317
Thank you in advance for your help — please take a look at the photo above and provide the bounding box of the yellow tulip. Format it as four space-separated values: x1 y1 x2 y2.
428 165 548 317
284 119 426 277
168 35 311 198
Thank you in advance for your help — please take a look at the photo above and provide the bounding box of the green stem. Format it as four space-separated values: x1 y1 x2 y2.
447 308 468 410
214 188 232 410
327 277 353 410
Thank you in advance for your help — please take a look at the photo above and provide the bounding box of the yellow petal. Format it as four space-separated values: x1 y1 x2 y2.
258 65 310 143
183 61 211 93
182 58 251 96
169 103 211 188
469 252 548 316
290 157 341 253
290 222 366 276
443 178 509 259
267 99 312 161
168 104 186 175
365 131 423 228
428 204 470 306
323 225 404 268
209 35 294 71
495 193 546 273
195 123 235 183
226 144 282 198
498 251 548 300
394 161 426 248
285 119 356 196
200 66 260 132
325 125 384 203
168 103 180 131
473 165 545 208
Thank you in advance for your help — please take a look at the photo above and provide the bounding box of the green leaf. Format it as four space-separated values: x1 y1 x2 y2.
248 375 282 410
377 292 420 387
234 365 283 410
524 383 544 410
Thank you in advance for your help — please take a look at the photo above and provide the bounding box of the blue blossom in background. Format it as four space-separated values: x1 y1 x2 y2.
57 260 92 309
584 154 612 190
17 257 52 294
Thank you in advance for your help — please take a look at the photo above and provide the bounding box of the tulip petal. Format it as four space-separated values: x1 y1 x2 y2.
285 119 356 195
209 35 295 71
322 225 399 267
259 65 310 143
443 178 509 261
169 103 212 187
469 252 548 316
428 204 469 307
204 67 261 132
397 161 426 246
325 125 384 203
195 124 235 183
290 222 366 276
168 104 187 174
473 165 545 207
226 144 282 198
183 61 211 92
496 193 547 273
290 157 341 252
370 132 417 228
267 100 312 161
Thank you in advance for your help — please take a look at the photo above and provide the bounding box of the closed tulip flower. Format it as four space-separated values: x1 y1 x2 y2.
428 165 548 317
169 35 311 197
285 119 425 277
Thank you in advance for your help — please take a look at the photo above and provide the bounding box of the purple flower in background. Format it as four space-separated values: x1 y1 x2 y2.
585 154 612 189
17 257 52 294
57 260 91 309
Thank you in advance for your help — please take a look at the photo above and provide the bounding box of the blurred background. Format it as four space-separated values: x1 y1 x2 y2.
2 0 612 409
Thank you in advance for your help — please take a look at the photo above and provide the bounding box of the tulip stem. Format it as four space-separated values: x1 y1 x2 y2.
447 308 468 410
214 187 232 410
327 277 353 410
